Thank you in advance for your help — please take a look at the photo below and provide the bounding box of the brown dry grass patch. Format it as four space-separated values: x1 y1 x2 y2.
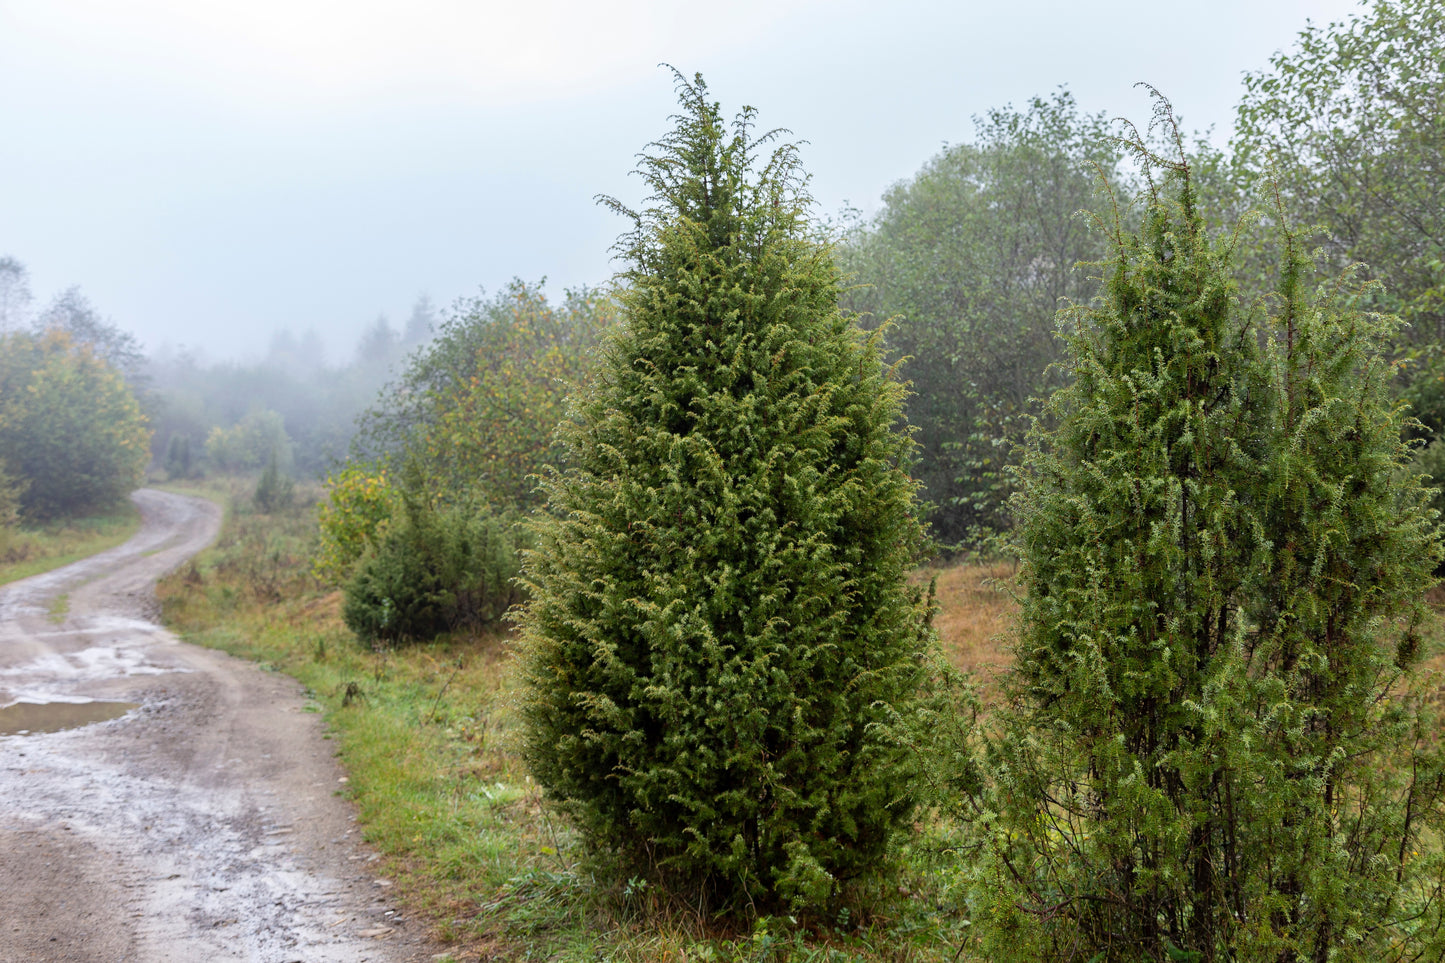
922 560 1018 677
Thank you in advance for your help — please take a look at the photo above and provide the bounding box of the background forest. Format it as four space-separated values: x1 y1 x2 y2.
4 0 1439 560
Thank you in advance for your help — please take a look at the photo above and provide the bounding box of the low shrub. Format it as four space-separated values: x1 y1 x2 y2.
313 464 399 586
343 493 525 645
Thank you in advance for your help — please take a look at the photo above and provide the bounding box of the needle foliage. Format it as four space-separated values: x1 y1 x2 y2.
516 72 932 915
970 98 1445 963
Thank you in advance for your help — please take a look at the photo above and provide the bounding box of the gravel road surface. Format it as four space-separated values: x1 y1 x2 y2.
0 489 445 962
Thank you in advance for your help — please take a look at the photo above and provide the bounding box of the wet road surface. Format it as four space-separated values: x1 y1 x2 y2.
0 489 443 962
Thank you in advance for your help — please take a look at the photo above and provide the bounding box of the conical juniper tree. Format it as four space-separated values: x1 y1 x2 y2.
516 73 932 914
971 98 1445 962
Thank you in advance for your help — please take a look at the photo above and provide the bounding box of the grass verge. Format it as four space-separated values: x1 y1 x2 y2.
0 500 143 586
157 491 985 961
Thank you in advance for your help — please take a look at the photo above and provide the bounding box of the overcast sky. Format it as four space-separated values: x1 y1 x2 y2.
1 0 1361 362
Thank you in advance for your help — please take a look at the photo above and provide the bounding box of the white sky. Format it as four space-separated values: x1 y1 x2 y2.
1 0 1361 361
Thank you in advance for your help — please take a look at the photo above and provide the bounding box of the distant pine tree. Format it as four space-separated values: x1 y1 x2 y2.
516 72 933 914
971 98 1445 962
164 433 192 480
0 458 24 530
252 448 293 513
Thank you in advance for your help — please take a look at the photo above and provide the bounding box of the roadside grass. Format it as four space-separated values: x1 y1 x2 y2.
0 500 142 586
157 490 984 961
156 483 1445 961
154 474 248 520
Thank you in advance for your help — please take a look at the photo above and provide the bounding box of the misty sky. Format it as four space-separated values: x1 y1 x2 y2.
2 0 1360 362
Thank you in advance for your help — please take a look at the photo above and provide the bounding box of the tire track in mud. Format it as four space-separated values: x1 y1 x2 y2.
0 489 443 962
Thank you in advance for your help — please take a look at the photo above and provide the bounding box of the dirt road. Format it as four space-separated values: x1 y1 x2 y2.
0 489 444 962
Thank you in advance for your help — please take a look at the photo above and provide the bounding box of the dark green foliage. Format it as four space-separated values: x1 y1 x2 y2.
970 100 1445 962
343 489 524 645
516 73 932 915
164 432 194 480
252 449 294 513
1414 436 1445 577
1417 435 1445 522
0 458 23 532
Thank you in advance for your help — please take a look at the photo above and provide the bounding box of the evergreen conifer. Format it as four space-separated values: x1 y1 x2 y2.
0 458 23 531
516 73 932 914
971 98 1445 962
164 433 192 480
252 447 294 513
342 473 524 645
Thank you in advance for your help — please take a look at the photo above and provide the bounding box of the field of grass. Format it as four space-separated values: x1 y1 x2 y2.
0 500 143 586
157 492 994 961
922 561 1016 672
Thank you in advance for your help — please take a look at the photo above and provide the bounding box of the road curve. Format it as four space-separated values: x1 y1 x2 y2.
0 489 440 962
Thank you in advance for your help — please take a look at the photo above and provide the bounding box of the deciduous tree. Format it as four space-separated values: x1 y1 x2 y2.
0 329 150 519
352 280 616 509
838 90 1119 545
203 408 293 474
0 256 33 333
1234 0 1444 346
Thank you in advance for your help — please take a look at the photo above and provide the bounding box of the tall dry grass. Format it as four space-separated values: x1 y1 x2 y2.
924 561 1017 679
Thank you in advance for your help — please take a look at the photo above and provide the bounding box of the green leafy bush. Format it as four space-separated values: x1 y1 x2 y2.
343 492 524 645
516 73 932 916
0 329 151 520
313 464 400 586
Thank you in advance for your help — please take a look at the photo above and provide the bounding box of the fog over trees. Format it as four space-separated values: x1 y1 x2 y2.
141 293 441 481
6 0 1443 555
4 1 1441 560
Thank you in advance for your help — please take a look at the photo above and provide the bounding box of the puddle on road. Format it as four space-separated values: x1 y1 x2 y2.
0 700 137 736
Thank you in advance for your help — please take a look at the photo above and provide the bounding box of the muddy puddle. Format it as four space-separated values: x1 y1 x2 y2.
0 700 138 736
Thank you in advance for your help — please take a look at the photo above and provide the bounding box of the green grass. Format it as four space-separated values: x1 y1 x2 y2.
154 476 240 502
156 493 977 962
0 501 143 586
154 475 248 522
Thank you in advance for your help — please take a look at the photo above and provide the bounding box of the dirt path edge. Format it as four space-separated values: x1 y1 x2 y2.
0 489 446 963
